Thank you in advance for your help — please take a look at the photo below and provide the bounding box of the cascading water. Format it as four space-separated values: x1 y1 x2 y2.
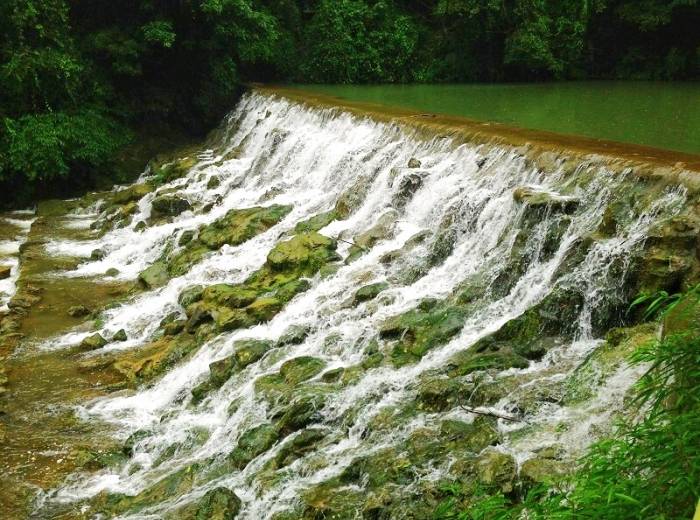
0 210 35 312
29 92 687 518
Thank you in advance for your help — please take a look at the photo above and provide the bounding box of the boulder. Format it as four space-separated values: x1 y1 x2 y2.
80 333 107 350
138 261 169 289
206 176 221 190
0 266 11 280
179 285 205 308
112 329 128 342
111 183 154 205
280 356 326 385
351 282 388 306
228 423 280 469
151 195 191 217
408 158 421 168
194 487 241 520
68 305 91 318
105 267 120 276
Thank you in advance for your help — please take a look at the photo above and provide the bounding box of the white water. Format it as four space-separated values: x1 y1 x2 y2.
0 210 36 311
35 92 685 518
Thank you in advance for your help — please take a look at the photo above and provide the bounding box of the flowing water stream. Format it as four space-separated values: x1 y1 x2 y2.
3 91 692 518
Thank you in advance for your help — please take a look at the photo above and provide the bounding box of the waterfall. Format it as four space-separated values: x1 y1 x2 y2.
32 91 686 518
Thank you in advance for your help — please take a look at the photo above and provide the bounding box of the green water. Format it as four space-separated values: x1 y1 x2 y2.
292 82 700 155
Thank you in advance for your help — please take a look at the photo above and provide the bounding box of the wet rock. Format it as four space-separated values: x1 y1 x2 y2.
194 487 241 520
273 428 326 468
111 183 154 205
206 176 221 190
276 324 312 347
112 329 128 342
440 417 499 452
202 284 257 309
294 210 338 234
68 305 91 318
138 261 169 289
0 266 11 280
197 205 292 251
105 267 120 276
90 248 105 261
335 176 373 219
520 455 568 484
513 186 579 214
178 285 204 308
163 320 187 336
151 195 191 217
233 339 274 368
475 449 517 492
228 423 280 469
393 172 424 208
80 333 107 350
350 282 388 306
266 232 338 271
380 301 466 366
134 220 147 232
345 210 398 263
408 157 421 168
277 393 327 435
416 376 466 412
447 349 529 377
280 356 326 385
178 230 195 246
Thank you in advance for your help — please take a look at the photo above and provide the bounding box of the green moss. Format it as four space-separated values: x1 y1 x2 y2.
380 301 466 366
227 424 280 469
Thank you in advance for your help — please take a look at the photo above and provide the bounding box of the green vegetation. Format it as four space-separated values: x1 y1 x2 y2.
435 293 700 520
1 0 698 207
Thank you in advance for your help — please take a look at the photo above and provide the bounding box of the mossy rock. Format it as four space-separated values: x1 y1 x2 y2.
294 210 338 234
272 428 327 469
351 282 389 306
228 423 280 469
198 205 292 250
276 324 312 347
179 285 204 307
138 261 170 289
203 284 257 309
111 183 154 205
380 302 466 366
447 348 529 377
151 154 198 184
234 339 274 368
280 356 326 385
340 447 413 488
266 232 338 272
301 480 365 519
80 333 107 350
151 195 191 217
192 487 241 520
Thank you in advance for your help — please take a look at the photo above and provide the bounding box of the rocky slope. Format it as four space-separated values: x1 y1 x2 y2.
1 89 699 519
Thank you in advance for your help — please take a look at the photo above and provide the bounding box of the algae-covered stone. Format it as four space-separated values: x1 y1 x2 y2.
408 157 421 168
280 356 326 385
178 230 195 246
139 261 170 289
68 305 91 318
351 282 389 306
112 329 128 342
475 449 516 492
0 265 11 280
194 487 241 520
273 428 326 469
203 284 257 309
276 324 312 347
81 333 107 350
206 176 221 190
111 183 154 205
520 455 568 484
447 349 529 377
151 195 191 217
246 297 283 323
266 232 338 272
179 285 205 308
198 205 292 250
294 210 338 234
164 320 186 336
234 339 274 368
277 392 327 435
380 302 466 366
228 423 279 469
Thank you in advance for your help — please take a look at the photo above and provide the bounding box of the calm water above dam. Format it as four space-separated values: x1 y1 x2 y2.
292 82 700 155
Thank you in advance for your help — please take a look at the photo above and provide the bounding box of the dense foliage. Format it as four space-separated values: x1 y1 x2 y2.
1 0 698 206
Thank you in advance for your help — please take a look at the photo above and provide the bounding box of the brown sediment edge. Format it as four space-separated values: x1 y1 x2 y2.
253 84 700 192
